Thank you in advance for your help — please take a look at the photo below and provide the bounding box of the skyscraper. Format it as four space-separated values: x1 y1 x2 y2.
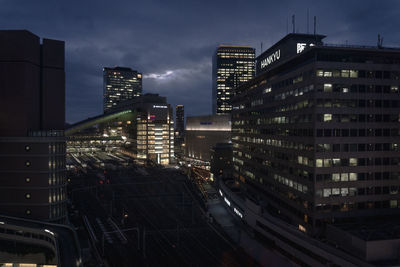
175 105 185 138
103 66 142 113
212 45 255 114
232 33 400 235
174 105 185 159
0 30 66 222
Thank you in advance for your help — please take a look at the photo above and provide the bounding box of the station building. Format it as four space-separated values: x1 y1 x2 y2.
67 94 174 165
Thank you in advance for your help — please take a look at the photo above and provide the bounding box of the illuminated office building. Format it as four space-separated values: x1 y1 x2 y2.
103 66 142 113
232 33 400 235
135 95 174 165
67 94 174 165
0 30 66 222
212 45 255 114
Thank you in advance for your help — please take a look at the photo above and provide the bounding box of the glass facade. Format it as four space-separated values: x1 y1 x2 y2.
212 45 255 114
103 66 142 112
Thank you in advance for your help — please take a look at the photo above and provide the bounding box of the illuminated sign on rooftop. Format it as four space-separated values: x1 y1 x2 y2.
260 49 281 69
153 105 168 109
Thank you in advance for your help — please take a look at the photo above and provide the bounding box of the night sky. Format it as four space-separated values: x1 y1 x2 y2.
1 0 399 123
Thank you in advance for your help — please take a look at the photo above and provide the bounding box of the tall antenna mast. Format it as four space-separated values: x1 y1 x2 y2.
292 15 295 33
307 9 309 34
313 16 316 35
286 17 288 34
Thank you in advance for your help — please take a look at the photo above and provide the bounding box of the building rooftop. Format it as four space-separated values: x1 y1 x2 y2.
333 221 400 241
217 44 254 49
103 66 137 72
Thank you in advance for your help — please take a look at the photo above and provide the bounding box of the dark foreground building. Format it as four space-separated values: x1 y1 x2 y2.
0 30 66 222
232 33 400 236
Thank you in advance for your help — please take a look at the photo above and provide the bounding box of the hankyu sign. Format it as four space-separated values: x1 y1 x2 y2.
297 42 315 54
260 49 281 69
297 43 307 53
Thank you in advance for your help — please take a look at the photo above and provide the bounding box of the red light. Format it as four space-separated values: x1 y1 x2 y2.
106 179 110 184
99 180 104 184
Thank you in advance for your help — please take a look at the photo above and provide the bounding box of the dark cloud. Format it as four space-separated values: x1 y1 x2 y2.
0 0 399 122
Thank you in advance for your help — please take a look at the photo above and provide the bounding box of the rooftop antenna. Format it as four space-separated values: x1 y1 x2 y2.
286 17 288 34
313 16 316 35
307 9 309 34
261 42 263 54
378 34 384 48
292 15 295 33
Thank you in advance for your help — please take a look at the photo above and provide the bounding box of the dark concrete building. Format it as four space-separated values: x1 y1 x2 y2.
175 105 185 138
232 33 400 235
0 30 66 222
103 66 142 113
212 45 255 114
210 143 233 181
175 105 185 159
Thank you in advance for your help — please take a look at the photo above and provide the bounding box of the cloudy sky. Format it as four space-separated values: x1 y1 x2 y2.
1 0 399 123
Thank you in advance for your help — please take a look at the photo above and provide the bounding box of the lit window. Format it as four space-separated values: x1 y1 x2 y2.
25 161 31 167
341 188 348 196
25 193 31 199
341 70 350 77
316 159 323 167
25 145 30 151
25 178 31 183
323 84 332 92
349 158 358 166
26 209 31 215
323 188 331 197
323 159 332 167
349 70 358 78
332 188 340 196
324 114 332 122
332 173 340 182
349 173 357 181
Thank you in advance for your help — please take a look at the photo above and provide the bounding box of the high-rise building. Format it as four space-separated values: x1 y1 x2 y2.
0 30 66 222
175 105 185 159
232 33 400 236
212 45 255 114
175 105 185 138
103 66 142 113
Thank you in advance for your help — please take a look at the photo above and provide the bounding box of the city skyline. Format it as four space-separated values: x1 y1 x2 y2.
1 0 399 123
